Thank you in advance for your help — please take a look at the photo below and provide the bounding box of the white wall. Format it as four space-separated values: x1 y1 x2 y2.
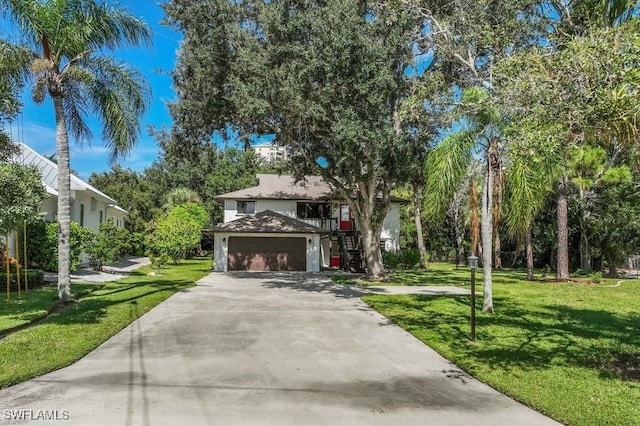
105 207 127 228
381 203 401 252
223 199 297 223
40 196 57 222
71 191 125 231
213 233 229 272
213 232 321 272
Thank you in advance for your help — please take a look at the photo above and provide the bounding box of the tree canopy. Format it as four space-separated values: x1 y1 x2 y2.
164 0 434 278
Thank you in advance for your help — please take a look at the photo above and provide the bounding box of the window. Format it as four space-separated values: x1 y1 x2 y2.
90 197 97 212
297 202 330 219
99 210 103 224
237 201 256 214
79 204 85 226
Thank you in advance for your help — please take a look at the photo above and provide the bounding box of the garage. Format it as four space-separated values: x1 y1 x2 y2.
228 236 306 271
208 210 325 272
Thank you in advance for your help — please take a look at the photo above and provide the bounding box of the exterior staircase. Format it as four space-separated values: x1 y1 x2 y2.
338 231 365 273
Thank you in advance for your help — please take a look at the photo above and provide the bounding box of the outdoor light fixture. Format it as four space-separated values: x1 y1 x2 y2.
467 255 479 341
308 238 312 244
222 237 226 243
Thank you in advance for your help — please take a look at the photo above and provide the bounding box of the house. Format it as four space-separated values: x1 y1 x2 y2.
208 174 403 272
11 143 127 230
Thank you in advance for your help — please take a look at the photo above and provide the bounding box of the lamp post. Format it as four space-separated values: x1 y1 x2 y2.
467 255 478 341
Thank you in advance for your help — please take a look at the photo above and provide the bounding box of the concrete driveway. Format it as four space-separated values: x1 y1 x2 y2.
0 272 558 425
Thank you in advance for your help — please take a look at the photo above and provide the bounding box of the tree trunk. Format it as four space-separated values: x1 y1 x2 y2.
579 226 591 272
578 188 591 272
481 165 494 313
556 175 570 280
412 182 427 268
494 229 502 270
455 226 464 267
358 216 386 279
53 95 72 302
526 227 534 281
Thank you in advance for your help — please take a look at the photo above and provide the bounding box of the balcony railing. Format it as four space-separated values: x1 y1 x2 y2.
299 217 338 231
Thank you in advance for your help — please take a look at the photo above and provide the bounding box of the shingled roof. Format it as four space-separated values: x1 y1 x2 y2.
216 174 332 201
216 174 408 203
206 210 326 234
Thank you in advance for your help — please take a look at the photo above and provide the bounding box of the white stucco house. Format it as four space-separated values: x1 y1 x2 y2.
208 174 404 273
12 143 127 230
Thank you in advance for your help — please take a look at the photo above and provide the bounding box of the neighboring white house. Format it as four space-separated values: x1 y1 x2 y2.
11 143 127 230
251 142 288 164
208 174 404 273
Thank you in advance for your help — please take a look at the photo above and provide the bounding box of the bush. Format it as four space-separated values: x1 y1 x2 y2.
149 253 170 270
26 220 91 272
126 232 146 256
146 205 206 263
0 269 45 291
382 251 401 269
590 271 602 284
84 219 131 271
400 249 421 268
383 249 421 270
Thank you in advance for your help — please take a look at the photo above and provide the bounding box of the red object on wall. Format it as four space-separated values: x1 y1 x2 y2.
339 204 352 231
330 256 341 267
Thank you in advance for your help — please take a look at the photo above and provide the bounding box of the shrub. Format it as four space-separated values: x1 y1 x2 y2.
26 221 90 272
400 249 421 268
0 269 45 291
149 253 170 270
382 251 401 269
383 249 421 270
126 232 146 256
145 205 206 263
84 219 132 271
590 271 602 284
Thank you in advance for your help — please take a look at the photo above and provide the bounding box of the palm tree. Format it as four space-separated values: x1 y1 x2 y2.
1 0 150 302
425 87 501 313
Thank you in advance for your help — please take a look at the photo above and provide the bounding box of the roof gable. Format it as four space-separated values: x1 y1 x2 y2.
208 210 325 234
12 143 126 209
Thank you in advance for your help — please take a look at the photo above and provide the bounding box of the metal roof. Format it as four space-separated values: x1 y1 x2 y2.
12 143 127 212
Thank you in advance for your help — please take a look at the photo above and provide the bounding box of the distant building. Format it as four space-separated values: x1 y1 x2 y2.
252 143 288 164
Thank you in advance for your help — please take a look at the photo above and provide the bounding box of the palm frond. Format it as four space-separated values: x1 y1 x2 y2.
79 55 150 162
504 140 561 237
424 131 475 219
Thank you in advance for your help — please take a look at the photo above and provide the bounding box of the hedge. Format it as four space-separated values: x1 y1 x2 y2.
0 270 46 292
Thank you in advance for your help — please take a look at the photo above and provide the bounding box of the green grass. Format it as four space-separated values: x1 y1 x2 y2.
0 283 102 334
362 268 640 425
0 259 210 388
332 262 496 286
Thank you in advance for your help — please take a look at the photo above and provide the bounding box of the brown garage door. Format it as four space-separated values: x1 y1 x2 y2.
228 237 306 271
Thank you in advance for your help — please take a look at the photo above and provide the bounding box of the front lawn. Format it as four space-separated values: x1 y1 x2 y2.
0 258 210 388
0 283 100 335
363 268 640 425
332 262 474 286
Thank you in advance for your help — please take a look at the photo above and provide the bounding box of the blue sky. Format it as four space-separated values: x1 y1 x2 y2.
7 0 182 179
